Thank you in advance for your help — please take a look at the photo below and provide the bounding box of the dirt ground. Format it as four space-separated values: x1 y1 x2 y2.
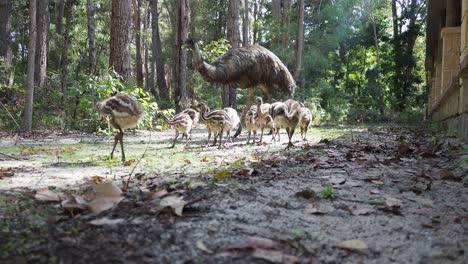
0 125 467 263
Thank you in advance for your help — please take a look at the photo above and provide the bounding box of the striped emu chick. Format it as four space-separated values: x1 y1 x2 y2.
265 115 280 142
155 112 193 148
97 93 144 162
223 107 241 142
298 107 312 141
255 97 272 143
177 108 199 129
197 103 233 148
245 108 259 144
272 99 301 149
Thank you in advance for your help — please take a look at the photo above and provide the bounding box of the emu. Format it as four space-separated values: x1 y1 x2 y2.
196 103 233 148
245 107 259 144
298 107 312 141
255 97 272 143
97 93 144 162
185 40 296 123
271 99 301 149
154 112 193 148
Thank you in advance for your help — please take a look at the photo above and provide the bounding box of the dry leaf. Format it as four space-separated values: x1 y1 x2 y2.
351 208 373 216
88 182 124 214
370 189 380 194
35 188 65 202
196 240 213 254
159 195 188 216
201 157 209 162
123 159 136 166
304 204 328 215
145 189 168 201
61 195 88 214
252 248 298 264
336 239 368 251
237 167 255 176
183 159 191 164
247 236 278 249
0 168 14 179
89 217 125 226
330 177 346 185
440 169 461 182
371 180 384 185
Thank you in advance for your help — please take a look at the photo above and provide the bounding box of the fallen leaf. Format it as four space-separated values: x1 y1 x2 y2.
336 239 368 251
159 195 188 216
61 194 88 214
295 190 319 201
351 208 373 216
251 248 298 264
370 189 380 194
379 196 403 215
183 159 191 164
212 170 231 181
237 167 255 176
0 168 14 179
145 189 168 201
35 188 65 202
83 175 105 184
330 177 346 185
123 159 136 166
371 180 384 185
201 157 209 162
439 169 461 182
196 240 213 254
304 204 329 215
247 236 278 249
88 182 124 214
89 217 125 226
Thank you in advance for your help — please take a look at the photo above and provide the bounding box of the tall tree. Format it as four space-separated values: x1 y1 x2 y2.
272 0 290 48
109 0 132 80
34 0 50 90
242 0 249 46
223 0 240 108
87 0 96 75
133 0 143 87
367 0 384 115
150 0 168 101
173 0 191 111
55 0 64 35
23 0 37 132
0 0 12 86
60 0 72 101
295 0 304 102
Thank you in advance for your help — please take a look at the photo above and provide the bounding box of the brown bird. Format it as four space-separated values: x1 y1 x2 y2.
97 93 144 162
185 39 296 123
271 99 301 149
154 112 193 148
196 103 233 148
245 107 259 144
298 107 312 141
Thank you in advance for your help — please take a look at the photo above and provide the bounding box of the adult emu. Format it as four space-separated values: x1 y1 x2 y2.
184 39 296 124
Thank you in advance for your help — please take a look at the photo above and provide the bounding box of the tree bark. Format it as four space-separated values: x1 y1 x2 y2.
133 0 143 87
56 0 64 35
60 0 72 102
174 0 190 111
281 0 291 49
35 0 50 90
369 1 384 115
294 0 304 102
253 0 258 45
224 0 240 109
87 0 96 75
109 0 132 80
23 0 37 132
242 0 249 46
0 0 12 86
150 0 168 101
143 1 149 91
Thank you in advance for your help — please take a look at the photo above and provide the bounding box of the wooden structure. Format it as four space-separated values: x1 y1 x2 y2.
426 0 468 141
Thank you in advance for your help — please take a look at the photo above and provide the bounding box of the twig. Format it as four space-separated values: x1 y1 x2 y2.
0 152 19 160
124 131 152 190
0 101 21 131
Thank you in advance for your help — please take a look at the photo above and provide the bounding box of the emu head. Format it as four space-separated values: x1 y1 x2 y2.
255 97 263 105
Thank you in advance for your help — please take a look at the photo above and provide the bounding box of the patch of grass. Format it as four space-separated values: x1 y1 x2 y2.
320 185 336 199
289 229 305 240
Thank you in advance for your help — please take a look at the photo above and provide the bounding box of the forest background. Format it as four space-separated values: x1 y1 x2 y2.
0 0 427 132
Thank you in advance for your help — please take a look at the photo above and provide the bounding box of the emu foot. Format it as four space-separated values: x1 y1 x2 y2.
284 142 295 150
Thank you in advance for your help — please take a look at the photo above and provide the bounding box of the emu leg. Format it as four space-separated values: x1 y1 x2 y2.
246 131 251 144
241 88 255 127
118 129 125 162
218 130 224 149
259 127 264 143
253 130 257 144
212 132 218 146
110 133 119 160
285 128 295 150
206 132 212 146
171 131 179 148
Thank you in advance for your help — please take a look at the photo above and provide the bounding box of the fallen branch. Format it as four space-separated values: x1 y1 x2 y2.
0 152 19 160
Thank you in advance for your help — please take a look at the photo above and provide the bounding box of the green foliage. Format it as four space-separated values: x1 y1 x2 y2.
320 185 336 199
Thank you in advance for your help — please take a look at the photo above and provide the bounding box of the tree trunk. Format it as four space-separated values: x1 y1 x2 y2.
242 0 249 46
281 0 291 49
87 0 96 75
35 0 50 90
143 2 149 91
294 0 304 102
60 0 72 102
224 0 240 109
369 3 384 116
133 0 143 87
56 0 64 35
0 0 12 86
109 0 132 80
253 0 258 45
174 0 190 111
23 0 37 132
150 0 168 101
